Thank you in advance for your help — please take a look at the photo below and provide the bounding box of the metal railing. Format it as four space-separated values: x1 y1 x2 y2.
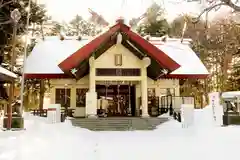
160 96 195 122
31 108 75 122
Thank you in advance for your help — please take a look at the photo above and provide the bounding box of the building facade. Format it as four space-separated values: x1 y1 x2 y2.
25 19 209 118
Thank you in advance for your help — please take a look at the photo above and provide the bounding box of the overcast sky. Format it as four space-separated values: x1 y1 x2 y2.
38 0 230 23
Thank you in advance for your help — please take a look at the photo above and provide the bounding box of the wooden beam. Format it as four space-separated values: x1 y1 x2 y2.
122 40 145 59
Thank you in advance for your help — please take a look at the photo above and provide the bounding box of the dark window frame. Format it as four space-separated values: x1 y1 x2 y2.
96 68 141 76
159 88 176 96
147 88 156 97
55 88 71 107
76 88 88 107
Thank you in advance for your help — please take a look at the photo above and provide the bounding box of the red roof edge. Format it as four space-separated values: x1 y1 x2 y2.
24 73 209 79
164 74 209 79
58 23 121 72
120 25 180 72
58 20 180 76
24 74 71 79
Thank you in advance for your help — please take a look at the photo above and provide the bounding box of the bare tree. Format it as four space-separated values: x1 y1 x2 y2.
193 0 240 23
0 0 16 25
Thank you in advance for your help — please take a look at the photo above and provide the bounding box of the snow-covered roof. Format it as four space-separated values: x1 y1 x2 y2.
25 36 208 77
25 36 90 74
222 91 240 99
150 38 209 75
0 66 17 78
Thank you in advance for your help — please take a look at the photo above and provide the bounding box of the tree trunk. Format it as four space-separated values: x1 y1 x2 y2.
38 24 45 110
39 80 44 110
203 79 209 106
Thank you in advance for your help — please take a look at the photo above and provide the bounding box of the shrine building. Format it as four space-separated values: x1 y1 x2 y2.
24 19 209 118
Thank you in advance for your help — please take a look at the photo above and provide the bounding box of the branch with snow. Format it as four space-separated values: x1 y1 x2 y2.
0 0 15 8
192 0 240 23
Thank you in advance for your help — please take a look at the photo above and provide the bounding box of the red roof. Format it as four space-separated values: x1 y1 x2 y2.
58 21 180 74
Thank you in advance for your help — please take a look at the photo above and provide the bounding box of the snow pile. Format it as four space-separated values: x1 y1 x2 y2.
15 123 95 160
158 112 171 118
1 107 240 160
0 115 97 160
194 105 223 129
194 106 215 128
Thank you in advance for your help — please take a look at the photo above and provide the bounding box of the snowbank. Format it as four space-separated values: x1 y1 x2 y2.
0 114 97 160
1 108 240 160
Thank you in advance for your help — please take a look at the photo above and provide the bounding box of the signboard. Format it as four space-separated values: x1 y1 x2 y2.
208 92 220 122
208 92 223 126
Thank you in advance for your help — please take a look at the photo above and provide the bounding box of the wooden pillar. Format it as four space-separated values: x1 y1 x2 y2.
141 57 151 117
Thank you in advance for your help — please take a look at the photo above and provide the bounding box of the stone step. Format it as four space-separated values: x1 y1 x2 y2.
70 117 168 131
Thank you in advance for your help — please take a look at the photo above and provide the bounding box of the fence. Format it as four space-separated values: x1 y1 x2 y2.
160 96 195 122
32 109 48 117
31 108 75 122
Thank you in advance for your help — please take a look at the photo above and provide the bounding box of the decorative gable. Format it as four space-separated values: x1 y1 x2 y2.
94 44 142 69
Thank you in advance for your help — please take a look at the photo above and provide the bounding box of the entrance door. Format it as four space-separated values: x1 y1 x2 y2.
96 85 136 117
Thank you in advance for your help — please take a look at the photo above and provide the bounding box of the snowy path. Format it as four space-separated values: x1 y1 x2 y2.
1 113 240 160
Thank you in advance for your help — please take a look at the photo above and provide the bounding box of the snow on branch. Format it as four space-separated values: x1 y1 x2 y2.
192 0 240 23
0 0 15 8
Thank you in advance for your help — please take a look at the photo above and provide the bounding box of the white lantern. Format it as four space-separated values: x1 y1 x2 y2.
142 57 151 67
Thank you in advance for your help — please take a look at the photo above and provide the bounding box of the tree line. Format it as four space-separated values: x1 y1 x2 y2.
1 1 239 109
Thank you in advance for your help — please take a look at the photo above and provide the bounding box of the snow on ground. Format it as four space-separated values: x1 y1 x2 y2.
0 108 240 160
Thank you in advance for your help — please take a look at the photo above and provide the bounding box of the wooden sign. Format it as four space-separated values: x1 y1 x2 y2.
114 54 122 66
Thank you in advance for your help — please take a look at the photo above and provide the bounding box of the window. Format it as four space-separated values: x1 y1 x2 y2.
55 88 71 107
96 68 141 76
159 88 175 96
148 88 156 97
76 88 88 107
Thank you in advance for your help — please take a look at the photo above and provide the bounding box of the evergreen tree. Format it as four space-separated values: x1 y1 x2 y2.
227 51 240 90
137 19 170 37
0 0 46 65
49 15 101 37
68 15 101 36
136 2 170 37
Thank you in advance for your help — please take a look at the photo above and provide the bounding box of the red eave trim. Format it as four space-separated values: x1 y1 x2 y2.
164 74 209 79
120 25 180 72
58 24 121 72
24 74 71 79
24 73 209 79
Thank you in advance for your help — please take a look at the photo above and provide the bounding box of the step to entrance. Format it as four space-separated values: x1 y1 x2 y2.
70 117 169 131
